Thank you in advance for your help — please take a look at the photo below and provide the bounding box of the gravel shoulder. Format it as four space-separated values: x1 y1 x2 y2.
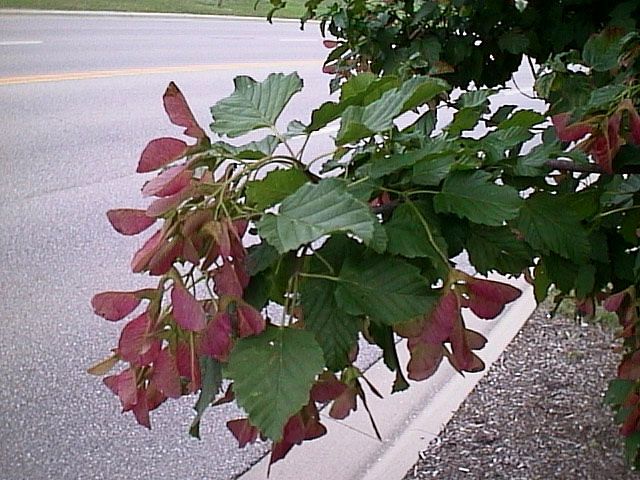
404 304 639 480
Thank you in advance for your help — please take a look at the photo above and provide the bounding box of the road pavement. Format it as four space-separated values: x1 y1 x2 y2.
0 12 330 480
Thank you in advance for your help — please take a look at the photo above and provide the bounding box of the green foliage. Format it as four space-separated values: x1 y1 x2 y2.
90 0 640 471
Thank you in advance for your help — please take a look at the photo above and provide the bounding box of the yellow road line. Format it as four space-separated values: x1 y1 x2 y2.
0 60 321 86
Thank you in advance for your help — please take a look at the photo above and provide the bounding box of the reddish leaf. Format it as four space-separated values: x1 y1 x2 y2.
104 368 137 410
151 347 182 399
465 329 488 350
163 82 207 140
620 406 640 436
406 339 444 381
464 277 521 319
91 291 142 321
552 113 593 142
182 238 201 265
106 209 156 236
236 305 266 338
138 137 188 173
227 418 259 448
576 297 595 316
394 316 425 338
142 165 192 198
591 135 614 174
322 63 337 74
604 290 630 312
323 40 338 48
199 313 233 362
118 312 160 366
213 384 235 406
145 382 167 411
148 238 183 276
171 284 206 332
131 229 164 273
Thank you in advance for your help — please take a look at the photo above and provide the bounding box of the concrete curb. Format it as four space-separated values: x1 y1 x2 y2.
239 275 536 480
0 8 309 23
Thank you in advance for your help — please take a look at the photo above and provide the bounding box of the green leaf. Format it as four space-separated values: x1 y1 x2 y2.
457 89 496 109
246 242 280 276
245 168 308 210
307 75 399 133
583 28 625 71
210 72 303 137
586 84 625 110
498 31 530 54
337 76 449 144
369 138 456 179
489 105 517 125
257 178 378 253
334 254 435 325
447 107 483 135
412 154 456 186
189 356 222 439
498 110 545 130
225 326 324 441
434 171 522 226
514 141 561 176
384 202 449 272
466 225 533 275
516 193 591 262
626 432 640 466
605 379 636 406
212 136 279 160
300 278 360 371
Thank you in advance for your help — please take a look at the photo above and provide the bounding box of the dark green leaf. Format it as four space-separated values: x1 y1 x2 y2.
384 202 449 273
211 73 303 137
583 28 625 71
245 168 308 210
447 107 483 135
189 357 222 439
225 326 324 441
412 154 456 186
498 31 530 54
626 432 640 466
300 278 360 371
498 110 545 130
605 379 636 406
334 254 436 325
489 105 517 125
369 138 456 179
516 193 591 262
466 225 533 275
212 136 279 160
434 171 522 226
258 178 379 253
457 89 496 109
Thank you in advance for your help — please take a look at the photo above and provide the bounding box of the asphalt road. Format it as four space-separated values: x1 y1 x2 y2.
0 12 331 480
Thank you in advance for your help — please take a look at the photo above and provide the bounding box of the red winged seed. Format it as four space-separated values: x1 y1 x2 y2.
131 229 164 273
449 318 477 371
104 368 138 410
91 291 142 321
227 418 259 448
619 351 640 381
171 284 206 332
591 135 614 174
106 209 156 236
141 165 192 198
464 277 522 319
236 305 266 338
213 261 245 297
630 107 640 145
138 137 188 173
199 313 233 362
328 386 357 419
151 348 182 399
176 341 201 392
163 82 207 140
323 40 338 48
551 113 594 142
604 290 629 312
148 238 183 276
423 291 460 343
310 372 348 402
146 187 193 217
118 312 160 366
131 388 151 429
406 340 444 381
